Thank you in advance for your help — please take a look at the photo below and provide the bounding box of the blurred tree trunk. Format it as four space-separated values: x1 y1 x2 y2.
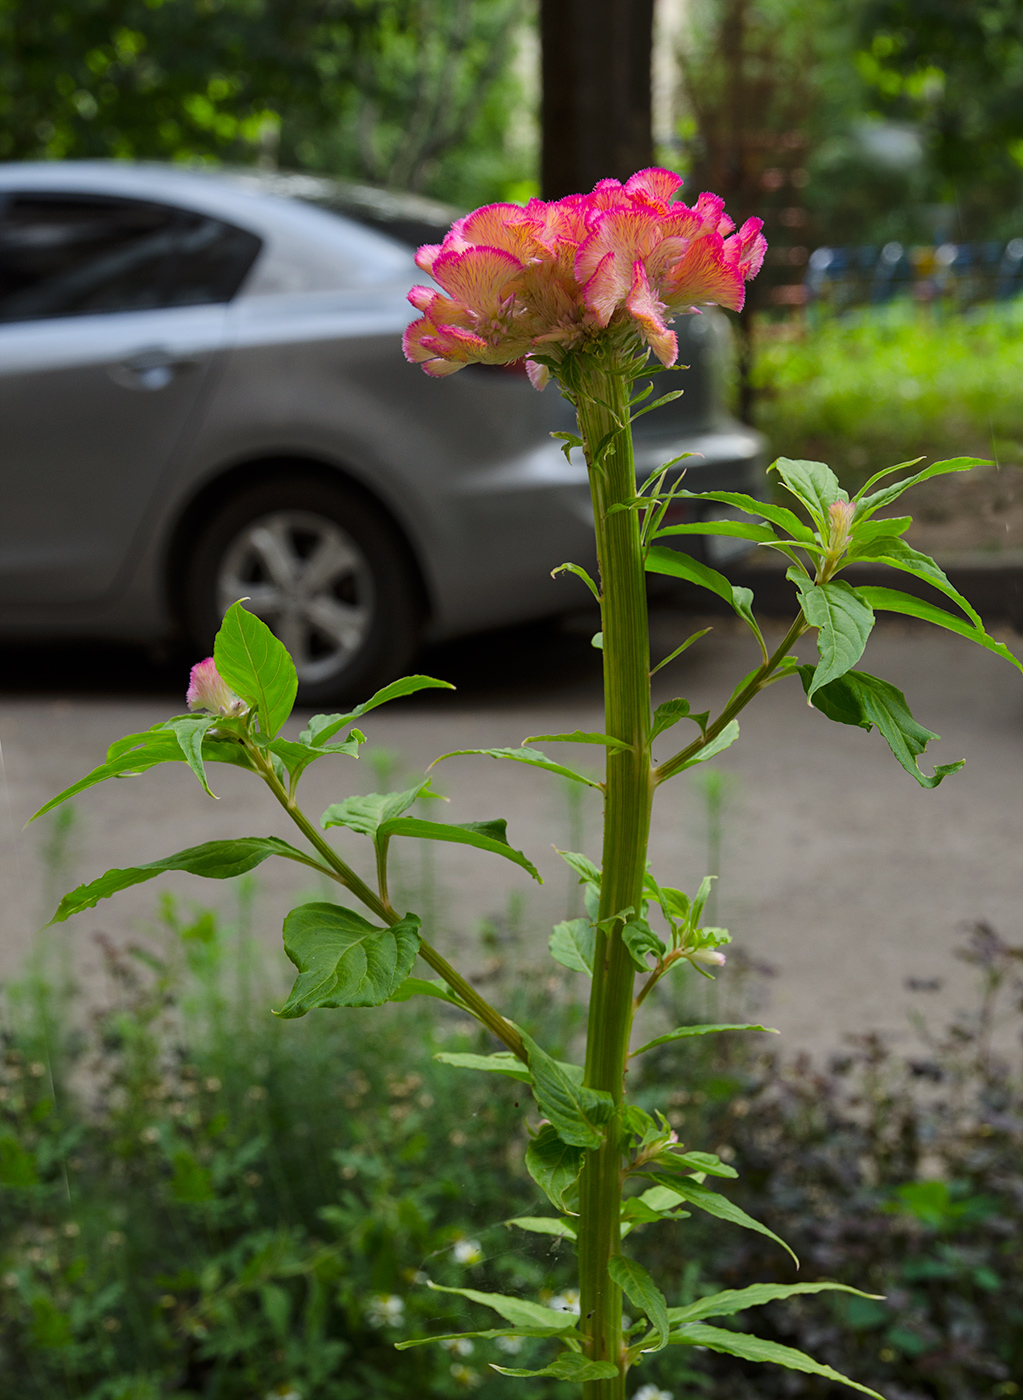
540 0 655 199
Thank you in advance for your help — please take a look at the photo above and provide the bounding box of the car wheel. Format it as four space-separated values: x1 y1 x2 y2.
182 476 424 706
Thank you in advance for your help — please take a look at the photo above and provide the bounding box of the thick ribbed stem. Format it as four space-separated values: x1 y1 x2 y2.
576 365 654 1400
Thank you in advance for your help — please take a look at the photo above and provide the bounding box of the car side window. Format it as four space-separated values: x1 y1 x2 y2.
0 192 262 323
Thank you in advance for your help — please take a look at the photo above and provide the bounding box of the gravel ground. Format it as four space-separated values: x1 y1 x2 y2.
1 609 1020 1058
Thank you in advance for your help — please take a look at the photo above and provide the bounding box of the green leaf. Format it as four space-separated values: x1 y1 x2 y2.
655 520 778 545
668 1281 883 1327
301 675 454 746
655 1150 737 1179
798 666 965 789
608 1255 669 1351
389 977 467 1008
523 730 632 752
855 456 987 518
507 1216 577 1240
669 488 816 542
769 457 845 529
48 837 322 925
661 1178 799 1266
525 1124 584 1211
321 778 437 838
549 918 596 976
492 1355 619 1381
621 918 664 971
672 720 740 772
651 698 702 741
551 561 601 601
168 715 218 797
592 631 604 650
521 1034 613 1149
426 1282 577 1333
847 535 981 627
434 1051 531 1083
794 577 874 695
855 586 1023 675
266 728 364 783
396 1326 572 1350
556 849 602 886
650 626 713 676
214 600 298 740
432 746 603 790
646 546 762 646
669 1323 884 1398
633 1023 777 1055
277 905 420 1015
376 816 540 882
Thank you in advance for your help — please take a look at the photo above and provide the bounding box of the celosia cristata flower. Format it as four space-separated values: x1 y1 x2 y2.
403 168 765 386
186 658 247 717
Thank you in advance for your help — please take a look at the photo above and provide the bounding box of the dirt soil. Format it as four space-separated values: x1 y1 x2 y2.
900 463 1023 560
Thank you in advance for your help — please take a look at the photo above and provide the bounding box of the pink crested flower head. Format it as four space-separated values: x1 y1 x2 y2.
186 658 247 716
403 169 766 385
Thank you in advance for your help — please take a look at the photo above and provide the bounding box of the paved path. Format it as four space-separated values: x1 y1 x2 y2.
1 611 1020 1056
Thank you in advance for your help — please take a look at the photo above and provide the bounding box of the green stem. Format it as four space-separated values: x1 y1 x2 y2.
576 363 654 1400
250 747 526 1060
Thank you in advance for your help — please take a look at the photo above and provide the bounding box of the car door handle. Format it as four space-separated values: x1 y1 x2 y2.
109 347 200 391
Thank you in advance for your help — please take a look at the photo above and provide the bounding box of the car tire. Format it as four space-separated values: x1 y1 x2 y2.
182 475 424 706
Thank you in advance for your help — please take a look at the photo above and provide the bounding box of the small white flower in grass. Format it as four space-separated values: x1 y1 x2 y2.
633 1386 673 1400
452 1238 484 1266
366 1294 404 1328
495 1336 523 1354
449 1362 480 1387
548 1289 581 1315
441 1338 475 1356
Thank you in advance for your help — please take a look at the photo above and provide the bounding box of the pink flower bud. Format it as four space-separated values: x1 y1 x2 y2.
689 947 727 967
186 658 246 716
827 499 855 552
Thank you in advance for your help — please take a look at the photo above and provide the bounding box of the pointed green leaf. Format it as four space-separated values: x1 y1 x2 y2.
646 547 762 646
434 1051 531 1083
654 1149 737 1179
633 1023 777 1055
670 488 816 542
48 837 322 925
769 457 844 529
492 1355 618 1381
522 1033 613 1148
550 561 601 601
855 586 1023 675
847 535 981 627
556 850 602 886
798 665 965 788
168 715 218 797
432 746 603 790
660 1178 798 1266
523 730 631 752
655 520 778 545
549 918 596 976
507 1216 577 1241
650 627 713 677
214 601 297 739
794 577 874 695
668 1281 883 1327
651 698 702 741
673 720 740 772
668 1323 884 1397
376 816 540 881
277 905 420 1015
389 976 467 1008
266 728 364 782
321 778 437 838
621 918 664 971
525 1124 584 1211
608 1256 669 1351
426 1282 577 1333
300 675 454 746
855 456 987 518
396 1326 572 1350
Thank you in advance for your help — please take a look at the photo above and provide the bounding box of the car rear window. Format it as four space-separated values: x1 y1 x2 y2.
0 192 262 322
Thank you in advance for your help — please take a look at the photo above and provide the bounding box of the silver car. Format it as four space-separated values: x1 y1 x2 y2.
0 161 764 702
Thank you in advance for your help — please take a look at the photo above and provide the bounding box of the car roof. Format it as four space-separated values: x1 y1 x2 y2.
0 160 428 290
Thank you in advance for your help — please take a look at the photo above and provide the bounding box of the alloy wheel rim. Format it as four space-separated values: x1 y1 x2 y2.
216 509 375 684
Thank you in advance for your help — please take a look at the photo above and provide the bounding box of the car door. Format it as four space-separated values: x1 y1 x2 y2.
0 189 260 605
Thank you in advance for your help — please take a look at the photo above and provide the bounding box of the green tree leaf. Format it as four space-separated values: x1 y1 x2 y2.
522 730 632 751
506 1216 577 1240
668 1323 884 1397
769 457 845 529
798 665 965 788
321 778 437 837
651 697 706 741
608 1255 670 1352
521 1034 613 1149
167 715 218 797
855 586 1023 674
277 905 420 1015
673 719 740 772
668 1281 883 1327
621 918 664 971
48 837 324 925
556 850 602 885
668 488 816 541
846 535 981 626
389 976 467 1008
794 577 874 695
655 519 778 545
301 675 454 746
657 1178 799 1267
645 546 763 647
265 728 364 783
432 746 603 790
525 1124 585 1211
213 600 297 739
492 1354 618 1381
854 456 987 518
549 918 596 975
376 816 541 882
425 1282 577 1333
396 1326 574 1350
434 1051 532 1083
632 1023 778 1055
